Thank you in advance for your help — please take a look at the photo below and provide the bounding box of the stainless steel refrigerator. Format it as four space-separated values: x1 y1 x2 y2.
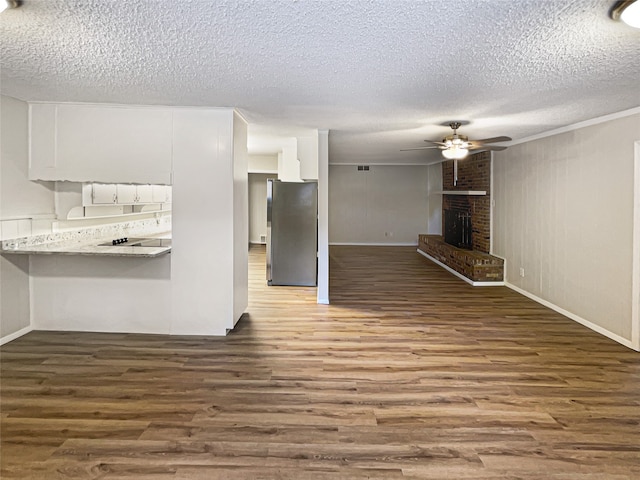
266 179 318 286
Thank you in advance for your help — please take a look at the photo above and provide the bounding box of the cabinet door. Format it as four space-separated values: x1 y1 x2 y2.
152 185 171 203
92 184 117 204
116 184 137 204
136 185 154 203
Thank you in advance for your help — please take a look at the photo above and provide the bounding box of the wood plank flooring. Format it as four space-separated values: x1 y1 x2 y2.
2 245 639 479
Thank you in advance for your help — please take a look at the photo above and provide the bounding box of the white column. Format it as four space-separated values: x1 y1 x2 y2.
317 130 329 304
232 112 248 327
171 108 236 335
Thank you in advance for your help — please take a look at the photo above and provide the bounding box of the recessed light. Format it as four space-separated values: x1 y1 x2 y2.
611 0 640 28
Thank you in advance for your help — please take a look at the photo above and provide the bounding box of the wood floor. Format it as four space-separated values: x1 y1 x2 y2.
2 245 639 479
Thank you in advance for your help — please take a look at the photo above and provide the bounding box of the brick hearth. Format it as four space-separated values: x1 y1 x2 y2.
418 234 504 282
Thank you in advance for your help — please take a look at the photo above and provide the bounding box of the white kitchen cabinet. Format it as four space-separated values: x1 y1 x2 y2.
115 184 137 204
84 183 169 206
152 185 172 203
115 184 155 204
136 185 154 204
29 103 173 184
91 184 117 204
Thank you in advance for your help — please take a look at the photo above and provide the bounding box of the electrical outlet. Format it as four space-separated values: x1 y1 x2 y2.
519 267 525 277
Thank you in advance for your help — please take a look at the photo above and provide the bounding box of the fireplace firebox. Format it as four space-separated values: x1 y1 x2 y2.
444 209 472 250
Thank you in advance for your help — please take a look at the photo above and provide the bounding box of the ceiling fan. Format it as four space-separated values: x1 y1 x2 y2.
402 122 512 162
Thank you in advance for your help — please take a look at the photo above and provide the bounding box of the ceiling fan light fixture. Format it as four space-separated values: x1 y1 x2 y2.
611 0 640 28
442 146 469 160
0 0 19 13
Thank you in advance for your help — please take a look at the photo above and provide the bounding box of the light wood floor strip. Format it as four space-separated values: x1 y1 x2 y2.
1 245 639 479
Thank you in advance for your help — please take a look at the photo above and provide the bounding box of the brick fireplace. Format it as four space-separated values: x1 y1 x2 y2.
442 151 490 253
418 151 504 284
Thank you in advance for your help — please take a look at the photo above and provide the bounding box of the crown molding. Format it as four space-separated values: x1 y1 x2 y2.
509 106 640 147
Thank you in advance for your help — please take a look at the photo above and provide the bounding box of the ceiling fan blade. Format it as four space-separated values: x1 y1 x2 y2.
469 136 512 145
400 146 442 151
469 144 508 152
423 140 448 146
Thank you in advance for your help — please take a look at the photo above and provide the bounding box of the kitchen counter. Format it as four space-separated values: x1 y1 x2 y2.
1 220 172 258
2 236 171 257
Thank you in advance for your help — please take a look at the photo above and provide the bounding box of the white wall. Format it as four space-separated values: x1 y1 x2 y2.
329 164 429 245
1 95 53 341
493 112 640 349
298 133 319 180
278 144 301 182
248 154 278 173
249 173 277 244
427 163 443 235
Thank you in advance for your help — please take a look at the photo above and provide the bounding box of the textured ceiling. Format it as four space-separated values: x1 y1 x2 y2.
1 0 639 163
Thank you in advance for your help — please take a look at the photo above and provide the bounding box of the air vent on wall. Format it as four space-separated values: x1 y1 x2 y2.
357 165 370 171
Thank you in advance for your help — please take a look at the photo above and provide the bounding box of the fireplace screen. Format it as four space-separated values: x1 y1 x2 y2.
444 209 472 249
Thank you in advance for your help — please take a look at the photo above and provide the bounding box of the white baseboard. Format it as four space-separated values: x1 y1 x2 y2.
330 242 418 247
417 249 505 287
506 282 637 351
0 325 33 346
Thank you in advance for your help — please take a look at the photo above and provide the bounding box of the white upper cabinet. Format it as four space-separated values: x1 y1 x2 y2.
91 184 117 204
83 183 172 206
115 184 137 204
136 185 154 204
29 103 173 184
152 185 172 203
115 184 154 204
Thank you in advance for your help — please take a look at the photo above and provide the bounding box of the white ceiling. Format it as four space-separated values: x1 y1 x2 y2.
1 0 638 163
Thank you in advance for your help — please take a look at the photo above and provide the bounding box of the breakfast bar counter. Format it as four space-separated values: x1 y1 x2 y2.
0 218 172 258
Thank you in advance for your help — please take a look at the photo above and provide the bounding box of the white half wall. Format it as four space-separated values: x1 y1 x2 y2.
30 255 172 334
329 164 428 245
1 255 31 341
493 112 640 349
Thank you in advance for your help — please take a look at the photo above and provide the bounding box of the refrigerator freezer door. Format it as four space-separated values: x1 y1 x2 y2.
267 180 317 286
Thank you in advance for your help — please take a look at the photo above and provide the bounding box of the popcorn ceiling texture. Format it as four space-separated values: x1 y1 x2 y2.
1 0 638 163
